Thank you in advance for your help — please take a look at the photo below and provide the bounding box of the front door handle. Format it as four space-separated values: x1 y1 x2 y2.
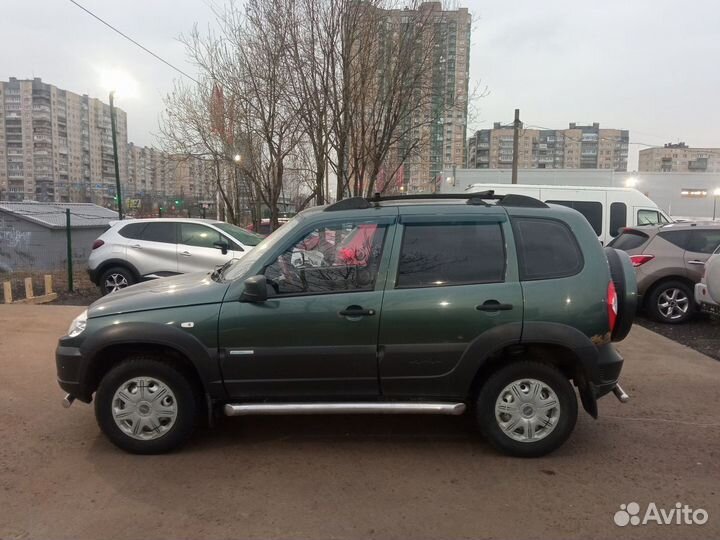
180 251 192 257
131 244 142 249
476 300 514 311
688 260 705 266
339 306 376 317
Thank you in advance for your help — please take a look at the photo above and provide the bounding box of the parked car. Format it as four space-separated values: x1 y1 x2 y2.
609 222 720 323
57 192 636 457
88 218 264 294
465 184 672 245
695 245 720 316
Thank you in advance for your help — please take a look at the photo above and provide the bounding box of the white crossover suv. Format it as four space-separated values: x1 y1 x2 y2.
88 218 263 294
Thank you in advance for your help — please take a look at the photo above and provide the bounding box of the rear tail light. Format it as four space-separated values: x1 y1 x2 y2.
630 254 654 267
92 239 105 250
607 281 618 333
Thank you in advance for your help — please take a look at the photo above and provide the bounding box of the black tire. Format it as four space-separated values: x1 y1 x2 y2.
605 247 636 341
98 265 135 295
94 356 199 454
476 361 578 458
646 280 695 324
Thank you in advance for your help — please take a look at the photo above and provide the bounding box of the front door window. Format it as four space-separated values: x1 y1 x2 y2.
263 222 388 296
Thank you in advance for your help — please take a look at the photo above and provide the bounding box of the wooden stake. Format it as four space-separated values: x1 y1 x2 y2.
24 277 34 299
44 274 53 294
2 282 11 304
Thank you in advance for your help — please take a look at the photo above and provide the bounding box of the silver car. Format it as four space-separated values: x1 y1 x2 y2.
88 218 263 294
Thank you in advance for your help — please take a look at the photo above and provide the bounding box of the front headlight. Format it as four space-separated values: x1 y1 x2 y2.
67 309 88 338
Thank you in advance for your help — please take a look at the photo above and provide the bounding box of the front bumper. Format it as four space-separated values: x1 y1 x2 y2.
56 344 92 403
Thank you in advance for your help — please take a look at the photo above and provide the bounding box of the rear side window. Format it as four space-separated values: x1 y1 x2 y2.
546 200 603 237
609 202 627 237
141 222 177 244
397 222 505 288
512 218 583 280
609 230 650 250
686 230 720 254
657 230 689 250
118 222 147 239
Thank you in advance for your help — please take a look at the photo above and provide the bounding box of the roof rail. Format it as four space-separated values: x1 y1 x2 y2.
323 191 548 211
324 197 372 211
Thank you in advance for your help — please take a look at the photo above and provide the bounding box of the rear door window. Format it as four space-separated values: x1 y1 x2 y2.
686 230 720 254
141 222 177 244
546 200 603 237
512 218 583 280
396 222 505 288
657 230 689 250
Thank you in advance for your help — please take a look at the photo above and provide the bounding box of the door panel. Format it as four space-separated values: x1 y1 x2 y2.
218 215 397 398
178 245 237 273
684 229 720 282
378 211 523 398
219 291 383 397
177 222 238 273
126 222 178 276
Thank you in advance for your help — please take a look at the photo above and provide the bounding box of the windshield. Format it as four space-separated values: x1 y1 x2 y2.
213 222 264 246
222 216 303 281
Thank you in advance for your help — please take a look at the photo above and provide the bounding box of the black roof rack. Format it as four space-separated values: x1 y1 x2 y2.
323 191 548 211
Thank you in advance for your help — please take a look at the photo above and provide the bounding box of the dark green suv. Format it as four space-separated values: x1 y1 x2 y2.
56 192 636 457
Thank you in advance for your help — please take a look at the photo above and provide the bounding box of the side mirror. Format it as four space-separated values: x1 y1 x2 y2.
213 240 229 255
240 275 268 303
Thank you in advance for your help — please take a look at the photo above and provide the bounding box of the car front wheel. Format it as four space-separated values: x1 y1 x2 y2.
94 356 199 454
476 361 578 457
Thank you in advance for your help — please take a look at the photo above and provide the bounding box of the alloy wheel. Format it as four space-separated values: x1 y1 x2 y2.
657 287 689 320
105 273 129 293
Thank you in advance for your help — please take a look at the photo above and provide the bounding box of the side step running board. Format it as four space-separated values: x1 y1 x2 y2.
224 402 466 417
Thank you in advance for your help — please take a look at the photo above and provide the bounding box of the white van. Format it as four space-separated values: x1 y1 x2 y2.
465 184 672 245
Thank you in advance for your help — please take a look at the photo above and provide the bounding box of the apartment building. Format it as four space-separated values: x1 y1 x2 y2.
467 122 629 172
375 2 471 193
126 143 214 209
638 142 720 173
0 77 128 203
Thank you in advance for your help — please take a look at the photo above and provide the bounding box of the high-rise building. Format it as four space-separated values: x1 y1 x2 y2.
378 2 471 193
0 77 128 203
638 143 720 173
467 122 629 172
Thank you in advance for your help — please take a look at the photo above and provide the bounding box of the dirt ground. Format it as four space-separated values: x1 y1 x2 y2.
0 305 718 540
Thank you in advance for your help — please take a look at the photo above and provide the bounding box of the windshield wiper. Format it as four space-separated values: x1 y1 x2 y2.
211 260 235 281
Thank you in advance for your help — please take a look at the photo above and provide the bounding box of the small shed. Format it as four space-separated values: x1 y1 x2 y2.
0 202 118 272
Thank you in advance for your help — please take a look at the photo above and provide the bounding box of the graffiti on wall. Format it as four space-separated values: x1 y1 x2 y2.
0 217 35 271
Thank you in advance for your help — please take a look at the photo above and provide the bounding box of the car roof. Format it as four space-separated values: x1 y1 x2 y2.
110 218 222 227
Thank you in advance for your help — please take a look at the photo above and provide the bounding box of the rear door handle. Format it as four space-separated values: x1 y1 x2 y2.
688 260 705 265
476 300 513 311
181 251 192 257
339 307 376 317
131 244 142 249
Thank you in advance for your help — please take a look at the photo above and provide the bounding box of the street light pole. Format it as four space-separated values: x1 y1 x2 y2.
109 91 123 219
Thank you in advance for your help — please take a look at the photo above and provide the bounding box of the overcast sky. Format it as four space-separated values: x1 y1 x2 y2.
3 0 720 171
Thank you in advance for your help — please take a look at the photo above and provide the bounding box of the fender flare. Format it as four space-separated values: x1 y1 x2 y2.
78 322 225 399
456 321 600 418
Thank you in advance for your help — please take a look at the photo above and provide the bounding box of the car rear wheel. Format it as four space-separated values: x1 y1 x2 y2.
476 361 578 458
647 280 694 324
99 266 135 295
95 356 199 454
